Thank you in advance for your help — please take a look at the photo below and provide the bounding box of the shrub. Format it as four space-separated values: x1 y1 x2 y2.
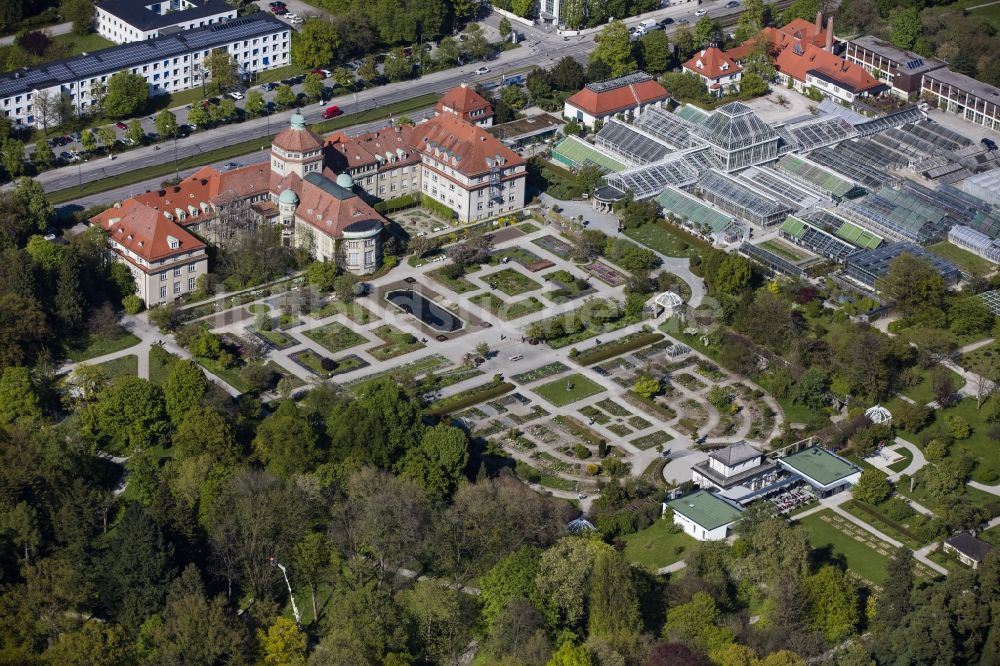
320 357 336 371
574 443 591 459
122 294 145 315
945 415 971 440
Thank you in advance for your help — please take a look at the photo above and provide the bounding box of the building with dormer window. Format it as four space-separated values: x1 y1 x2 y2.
683 46 743 97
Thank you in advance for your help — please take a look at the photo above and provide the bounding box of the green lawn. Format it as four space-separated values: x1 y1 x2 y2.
428 266 479 294
484 268 542 296
900 365 966 404
247 304 270 315
958 340 1000 381
896 458 1000 514
533 373 606 407
797 510 890 585
95 354 139 379
196 357 250 393
979 524 1000 547
302 322 367 354
368 325 425 361
514 460 580 492
290 349 336 378
469 292 545 320
969 2 1000 28
928 241 995 275
48 31 115 58
621 521 696 570
925 398 1000 483
312 299 378 324
624 222 709 258
65 329 141 362
148 346 179 385
887 446 914 473
776 395 817 425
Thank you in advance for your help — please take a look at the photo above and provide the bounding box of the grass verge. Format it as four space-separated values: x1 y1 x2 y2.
425 381 516 416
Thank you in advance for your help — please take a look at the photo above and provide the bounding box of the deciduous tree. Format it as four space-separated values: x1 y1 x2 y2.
804 566 859 642
102 71 148 119
592 21 636 78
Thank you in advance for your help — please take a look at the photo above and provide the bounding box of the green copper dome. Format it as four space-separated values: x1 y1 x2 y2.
335 173 354 189
278 189 299 205
289 111 306 130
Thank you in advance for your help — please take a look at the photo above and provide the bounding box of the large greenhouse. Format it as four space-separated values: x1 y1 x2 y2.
689 170 791 227
948 225 1000 264
655 186 749 244
960 170 1000 206
596 119 675 165
780 215 860 262
845 242 961 287
774 154 866 201
836 188 950 244
604 147 719 199
737 166 826 210
691 102 783 172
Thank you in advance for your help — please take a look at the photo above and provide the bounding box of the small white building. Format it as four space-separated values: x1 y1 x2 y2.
666 489 744 541
563 72 670 129
944 532 994 569
96 0 236 44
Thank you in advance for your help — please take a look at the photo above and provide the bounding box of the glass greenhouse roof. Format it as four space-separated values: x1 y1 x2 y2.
656 187 734 233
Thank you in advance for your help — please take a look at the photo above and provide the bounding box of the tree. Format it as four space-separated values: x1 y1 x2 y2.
207 469 308 600
562 0 586 29
479 546 544 630
949 296 994 337
400 423 469 498
499 16 512 38
781 0 820 24
592 21 636 78
633 375 661 399
245 89 265 117
358 54 379 83
33 138 53 170
127 118 144 145
663 591 734 652
464 32 490 64
253 400 319 477
258 617 307 665
103 70 148 119
735 0 767 42
331 66 354 90
889 7 922 50
303 72 324 101
1 139 24 179
512 0 534 17
44 620 132 665
155 109 177 137
143 564 252 664
536 537 613 630
548 641 592 666
33 90 62 134
62 0 95 34
639 30 671 74
853 470 891 505
101 503 175 632
551 56 586 91
163 359 208 424
173 406 240 466
694 15 720 47
292 18 340 68
588 548 641 645
385 47 413 82
97 126 116 155
292 532 329 623
203 48 239 93
0 366 42 424
876 253 946 324
876 547 913 632
401 579 469 663
187 103 210 128
804 566 859 642
709 644 760 666
793 367 829 409
82 376 169 454
81 129 97 153
713 255 752 295
894 401 930 432
2 501 41 561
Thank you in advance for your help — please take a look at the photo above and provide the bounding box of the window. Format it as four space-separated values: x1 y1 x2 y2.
173 267 181 277
188 264 196 273
160 272 167 281
188 277 195 291
160 286 167 298
173 282 181 294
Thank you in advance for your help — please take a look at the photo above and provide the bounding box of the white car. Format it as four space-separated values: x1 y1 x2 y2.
229 91 244 100
289 16 303 23
475 66 489 75
694 8 707 15
285 12 298 19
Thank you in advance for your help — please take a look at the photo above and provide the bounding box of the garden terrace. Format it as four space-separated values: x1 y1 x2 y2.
302 322 368 355
533 374 606 407
468 293 545 320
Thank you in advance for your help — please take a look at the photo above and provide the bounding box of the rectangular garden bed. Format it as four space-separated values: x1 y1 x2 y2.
481 267 542 296
512 361 569 384
533 373 606 406
469 292 545 320
302 322 368 354
367 325 425 361
573 331 665 366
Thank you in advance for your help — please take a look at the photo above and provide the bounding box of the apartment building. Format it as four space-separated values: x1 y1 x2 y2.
0 14 289 127
90 199 209 306
844 36 945 99
96 0 236 44
921 68 1000 132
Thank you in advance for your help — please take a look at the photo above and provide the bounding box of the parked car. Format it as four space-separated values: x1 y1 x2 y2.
694 8 707 15
659 17 674 25
259 82 276 91
289 16 303 24
322 105 342 119
311 68 328 79
229 90 244 100
177 124 192 136
726 1 740 7
284 12 299 20
982 138 998 151
475 66 489 75
69 131 81 141
59 151 73 161
223 162 241 170
267 1 285 7
115 121 128 130
272 6 287 13
207 97 221 105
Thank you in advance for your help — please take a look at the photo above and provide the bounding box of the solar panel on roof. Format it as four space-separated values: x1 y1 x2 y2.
906 59 924 69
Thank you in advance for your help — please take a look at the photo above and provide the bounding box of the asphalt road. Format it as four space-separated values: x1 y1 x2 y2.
32 0 777 201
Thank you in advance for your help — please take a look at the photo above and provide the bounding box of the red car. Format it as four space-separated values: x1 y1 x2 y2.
322 105 342 119
115 121 128 130
311 68 327 79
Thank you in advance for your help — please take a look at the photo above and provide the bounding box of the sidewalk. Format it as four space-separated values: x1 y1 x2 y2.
0 21 73 47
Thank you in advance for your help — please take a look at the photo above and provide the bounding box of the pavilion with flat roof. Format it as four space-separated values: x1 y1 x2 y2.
666 489 744 541
777 447 861 496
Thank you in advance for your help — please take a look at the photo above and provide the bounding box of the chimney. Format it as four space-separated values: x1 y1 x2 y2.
815 11 822 35
826 16 834 51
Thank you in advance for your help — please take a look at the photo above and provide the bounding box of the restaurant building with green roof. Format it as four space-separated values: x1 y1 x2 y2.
777 447 861 496
666 489 744 540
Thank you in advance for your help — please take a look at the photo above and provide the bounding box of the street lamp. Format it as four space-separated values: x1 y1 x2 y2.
173 128 179 181
269 557 302 627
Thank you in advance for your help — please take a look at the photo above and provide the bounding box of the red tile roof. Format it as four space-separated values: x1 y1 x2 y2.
683 47 743 81
565 78 670 117
130 164 271 222
272 122 323 153
276 167 387 239
411 113 525 177
436 84 494 122
324 125 421 173
781 17 829 48
91 200 205 267
776 42 881 93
